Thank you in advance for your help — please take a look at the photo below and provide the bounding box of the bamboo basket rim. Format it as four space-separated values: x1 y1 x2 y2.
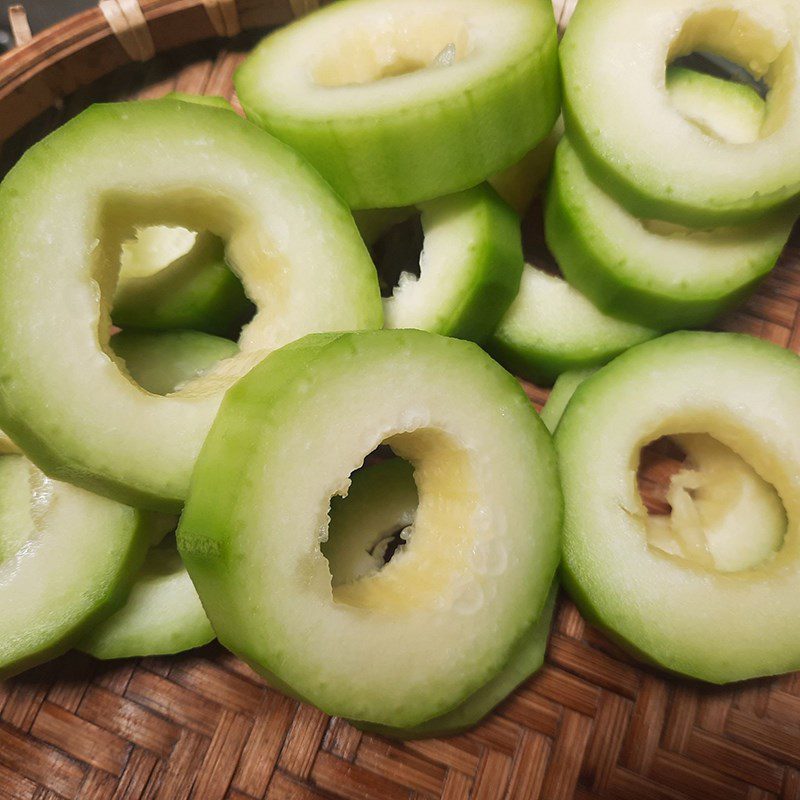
0 0 318 143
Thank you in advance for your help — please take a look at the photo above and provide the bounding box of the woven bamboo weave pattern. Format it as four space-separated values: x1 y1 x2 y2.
0 8 799 800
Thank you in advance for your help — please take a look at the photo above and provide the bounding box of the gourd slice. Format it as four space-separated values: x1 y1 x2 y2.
80 330 239 659
79 535 213 659
538 369 596 433
666 66 766 144
178 329 561 727
376 185 523 342
546 139 795 329
235 0 560 209
489 264 657 385
110 330 239 396
0 100 382 511
561 0 800 225
0 450 147 677
488 121 563 216
556 331 800 683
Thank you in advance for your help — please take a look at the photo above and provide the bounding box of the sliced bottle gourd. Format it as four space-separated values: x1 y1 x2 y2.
546 137 795 330
373 184 523 342
489 264 657 386
561 0 800 225
0 99 382 512
110 329 239 396
164 92 233 109
235 0 560 209
321 457 556 738
0 437 148 678
178 329 561 727
556 331 800 683
79 330 241 659
114 229 253 338
489 64 794 383
79 533 213 659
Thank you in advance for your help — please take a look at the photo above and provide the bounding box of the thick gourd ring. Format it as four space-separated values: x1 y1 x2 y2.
236 0 560 209
179 330 561 727
561 0 800 225
557 332 800 683
0 100 382 511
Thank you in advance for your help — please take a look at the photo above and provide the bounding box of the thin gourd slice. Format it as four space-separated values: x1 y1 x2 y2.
235 0 560 209
375 185 523 342
557 331 800 683
666 66 766 144
489 264 657 386
561 0 800 225
110 330 239 396
79 534 213 659
178 330 561 727
0 447 148 678
546 138 795 330
0 100 382 511
80 330 240 659
538 369 596 433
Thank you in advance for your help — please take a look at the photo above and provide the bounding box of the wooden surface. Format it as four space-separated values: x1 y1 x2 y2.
2 9 800 800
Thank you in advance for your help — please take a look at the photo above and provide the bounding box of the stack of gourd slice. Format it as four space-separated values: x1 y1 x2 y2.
0 0 798 738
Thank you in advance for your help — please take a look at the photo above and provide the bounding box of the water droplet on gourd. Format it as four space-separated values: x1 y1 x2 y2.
453 580 484 615
473 538 508 576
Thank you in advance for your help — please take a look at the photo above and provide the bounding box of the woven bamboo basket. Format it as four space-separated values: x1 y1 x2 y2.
0 1 799 798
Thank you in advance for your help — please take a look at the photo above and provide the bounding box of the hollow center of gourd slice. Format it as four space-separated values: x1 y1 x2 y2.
664 6 794 141
94 193 262 397
322 453 417 589
369 213 424 299
312 13 469 87
318 429 491 614
637 434 787 572
112 225 250 393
